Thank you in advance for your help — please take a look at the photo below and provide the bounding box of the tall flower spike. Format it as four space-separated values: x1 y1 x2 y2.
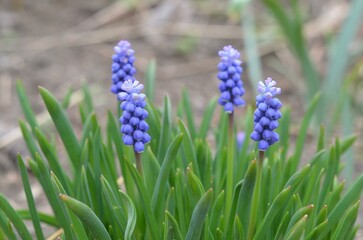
110 40 136 94
119 80 151 153
250 77 282 151
217 45 245 113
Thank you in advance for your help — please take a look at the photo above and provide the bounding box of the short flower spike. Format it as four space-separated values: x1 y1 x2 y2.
119 80 151 153
250 77 282 151
217 45 245 113
110 40 136 94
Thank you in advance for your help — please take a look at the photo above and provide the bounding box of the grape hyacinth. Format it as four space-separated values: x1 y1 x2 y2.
111 40 136 94
250 77 282 151
217 45 245 113
119 80 151 153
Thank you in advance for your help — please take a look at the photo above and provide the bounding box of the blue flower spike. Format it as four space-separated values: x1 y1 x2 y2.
119 80 151 153
217 45 245 113
111 40 136 94
250 77 282 151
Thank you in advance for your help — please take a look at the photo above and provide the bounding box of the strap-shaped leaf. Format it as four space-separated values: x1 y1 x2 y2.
100 176 126 237
60 194 111 240
39 87 81 171
18 155 44 240
0 194 32 240
331 200 360 240
145 59 156 102
16 80 38 132
253 187 292 240
198 97 217 139
119 190 137 240
185 189 213 240
165 211 183 240
152 133 183 220
178 119 200 176
125 158 160 238
291 93 321 172
182 89 196 140
284 215 307 240
157 95 172 161
319 173 363 237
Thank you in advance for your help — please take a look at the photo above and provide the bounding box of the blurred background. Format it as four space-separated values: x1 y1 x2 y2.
0 0 363 237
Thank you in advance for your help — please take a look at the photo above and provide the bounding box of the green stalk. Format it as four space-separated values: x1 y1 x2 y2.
247 151 264 240
135 152 143 175
225 113 234 225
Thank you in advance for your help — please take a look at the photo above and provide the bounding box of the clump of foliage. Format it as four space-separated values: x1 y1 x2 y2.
0 39 362 240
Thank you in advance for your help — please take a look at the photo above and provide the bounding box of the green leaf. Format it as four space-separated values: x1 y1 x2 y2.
119 190 137 240
145 59 156 102
339 134 357 155
284 164 311 189
186 164 205 206
285 204 313 234
174 169 187 235
0 209 17 240
233 215 244 240
284 215 307 240
242 5 262 94
157 95 172 161
291 93 321 172
210 190 224 235
305 220 328 240
32 154 74 239
107 111 133 198
16 80 38 132
253 187 292 240
19 120 39 161
17 210 58 227
143 147 161 193
317 125 325 151
51 172 89 240
152 133 183 220
35 127 71 194
225 180 243 240
100 176 127 237
165 211 183 240
166 187 176 215
39 87 81 171
185 189 213 240
178 119 200 176
61 87 73 109
60 194 111 240
17 155 44 240
274 211 290 240
125 158 160 238
331 200 360 240
198 97 217 139
182 89 197 139
0 194 32 240
322 0 363 124
316 205 328 225
81 83 94 116
320 173 363 237
237 160 257 238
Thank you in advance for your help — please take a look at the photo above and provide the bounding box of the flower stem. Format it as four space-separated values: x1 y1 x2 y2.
247 150 264 240
225 113 234 226
135 151 143 175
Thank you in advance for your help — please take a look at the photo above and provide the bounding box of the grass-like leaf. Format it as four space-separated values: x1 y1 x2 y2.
185 189 213 240
17 155 44 240
60 194 111 240
0 194 32 240
152 133 183 220
39 87 81 171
